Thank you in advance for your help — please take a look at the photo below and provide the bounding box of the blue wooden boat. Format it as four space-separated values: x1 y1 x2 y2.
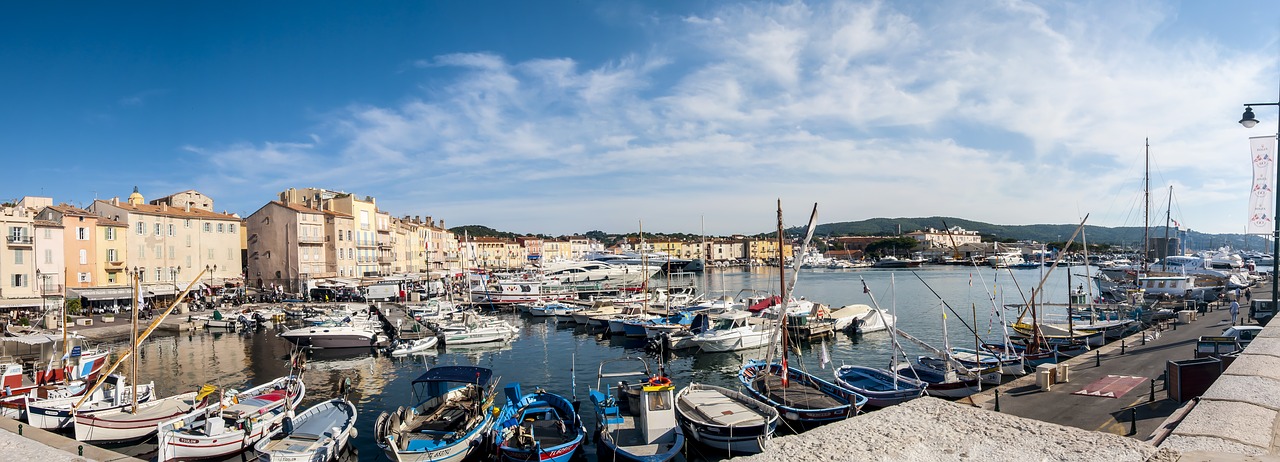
833 365 926 408
588 357 684 462
493 383 585 462
738 359 866 425
374 366 495 462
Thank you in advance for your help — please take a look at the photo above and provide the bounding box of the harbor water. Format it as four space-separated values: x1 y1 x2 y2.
96 264 1102 461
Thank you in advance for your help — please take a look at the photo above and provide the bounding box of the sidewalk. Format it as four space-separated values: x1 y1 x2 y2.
0 414 142 462
967 303 1239 440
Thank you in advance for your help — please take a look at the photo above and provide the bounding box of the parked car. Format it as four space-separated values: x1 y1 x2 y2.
1222 325 1263 349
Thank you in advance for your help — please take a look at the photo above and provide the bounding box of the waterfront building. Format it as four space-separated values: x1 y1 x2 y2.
906 226 983 249
94 218 128 287
706 240 744 264
568 237 598 260
0 197 47 314
322 210 356 279
541 240 573 263
652 240 684 259
89 188 243 295
33 217 64 317
518 237 544 264
245 201 328 293
744 238 793 264
38 204 105 291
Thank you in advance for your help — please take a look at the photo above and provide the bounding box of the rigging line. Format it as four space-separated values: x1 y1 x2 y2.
909 271 978 337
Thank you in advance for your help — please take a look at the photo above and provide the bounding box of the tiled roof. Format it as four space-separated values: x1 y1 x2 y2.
271 201 324 214
32 219 62 227
98 218 128 228
47 204 95 217
96 200 239 221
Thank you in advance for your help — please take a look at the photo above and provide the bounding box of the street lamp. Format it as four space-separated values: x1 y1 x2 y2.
1240 97 1280 318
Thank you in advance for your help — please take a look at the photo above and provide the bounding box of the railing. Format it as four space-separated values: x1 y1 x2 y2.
298 235 324 244
6 235 32 245
39 284 64 296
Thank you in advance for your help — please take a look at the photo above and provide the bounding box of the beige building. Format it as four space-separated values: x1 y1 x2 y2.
246 201 328 292
95 218 129 287
323 210 356 278
907 226 983 249
708 240 745 263
90 188 243 295
1 197 55 313
38 204 104 290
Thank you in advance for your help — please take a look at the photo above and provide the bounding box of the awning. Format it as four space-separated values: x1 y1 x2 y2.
0 334 59 345
142 285 177 296
0 297 44 308
67 287 134 301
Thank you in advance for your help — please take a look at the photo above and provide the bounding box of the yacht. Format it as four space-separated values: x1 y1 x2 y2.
687 311 773 353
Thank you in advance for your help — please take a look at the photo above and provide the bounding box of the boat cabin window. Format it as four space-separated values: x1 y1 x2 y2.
647 391 670 411
713 318 737 330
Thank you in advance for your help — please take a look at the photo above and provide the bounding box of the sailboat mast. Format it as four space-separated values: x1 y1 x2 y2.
130 272 139 413
775 201 789 355
1163 185 1174 269
1143 138 1150 274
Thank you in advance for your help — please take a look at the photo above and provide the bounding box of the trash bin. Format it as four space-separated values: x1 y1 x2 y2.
1177 310 1194 324
1167 357 1223 403
1056 363 1071 383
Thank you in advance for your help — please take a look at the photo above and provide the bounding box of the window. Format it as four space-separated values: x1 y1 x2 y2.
79 249 87 265
227 248 233 259
185 255 191 267
217 223 224 233
204 223 211 232
77 227 88 240
44 228 51 239
154 245 162 259
11 274 27 287
208 249 214 260
108 273 116 284
155 223 161 235
169 245 175 258
136 222 144 235
229 224 236 233
169 224 175 236
107 249 118 262
105 227 116 241
338 232 343 241
185 219 191 228
78 272 91 283
14 249 23 265
44 249 52 264
155 267 161 282
185 235 191 247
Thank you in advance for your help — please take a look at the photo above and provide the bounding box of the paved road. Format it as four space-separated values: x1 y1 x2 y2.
967 296 1253 441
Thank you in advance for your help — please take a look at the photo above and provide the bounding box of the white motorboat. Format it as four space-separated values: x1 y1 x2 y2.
437 312 518 345
825 304 896 333
279 320 388 349
687 311 773 353
389 337 439 356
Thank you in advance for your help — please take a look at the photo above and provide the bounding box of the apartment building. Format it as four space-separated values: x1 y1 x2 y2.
245 201 328 292
906 226 982 249
38 204 103 290
1 197 53 313
90 188 243 294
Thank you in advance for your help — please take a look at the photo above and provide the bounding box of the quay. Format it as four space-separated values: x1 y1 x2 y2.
739 295 1276 460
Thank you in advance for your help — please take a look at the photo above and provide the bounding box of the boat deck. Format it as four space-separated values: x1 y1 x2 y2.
677 389 766 427
401 399 478 451
752 375 842 409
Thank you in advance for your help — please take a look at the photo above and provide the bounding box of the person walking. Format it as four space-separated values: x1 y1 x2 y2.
1246 288 1253 303
1231 299 1241 326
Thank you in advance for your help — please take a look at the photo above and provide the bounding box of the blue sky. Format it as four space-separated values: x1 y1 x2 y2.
3 0 1280 236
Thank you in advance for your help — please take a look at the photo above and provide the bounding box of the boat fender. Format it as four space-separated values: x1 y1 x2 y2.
244 418 253 435
648 376 671 387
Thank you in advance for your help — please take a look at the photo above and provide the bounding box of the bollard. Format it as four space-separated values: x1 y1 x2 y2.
78 445 84 457
1173 320 1177 330
1150 379 1156 402
1121 339 1126 355
1096 350 1101 367
994 389 1000 412
17 423 21 436
1129 408 1138 436
1142 330 1147 345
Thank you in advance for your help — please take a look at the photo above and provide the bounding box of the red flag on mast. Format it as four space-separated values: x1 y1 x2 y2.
780 356 790 387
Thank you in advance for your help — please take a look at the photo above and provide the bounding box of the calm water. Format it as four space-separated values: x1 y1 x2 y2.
101 264 1093 461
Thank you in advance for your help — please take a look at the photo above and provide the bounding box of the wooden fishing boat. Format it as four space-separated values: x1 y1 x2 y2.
493 383 585 462
674 382 778 454
834 365 926 408
254 398 357 462
74 386 216 443
155 375 306 461
374 366 496 462
588 357 684 462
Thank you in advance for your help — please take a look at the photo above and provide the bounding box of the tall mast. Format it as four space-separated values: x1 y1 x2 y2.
1143 138 1150 273
775 200 789 372
1163 185 1174 270
130 271 139 413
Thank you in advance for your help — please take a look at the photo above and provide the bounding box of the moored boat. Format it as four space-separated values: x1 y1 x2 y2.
588 357 684 462
374 366 496 462
74 386 216 443
674 382 778 455
155 375 306 461
833 365 926 408
254 397 357 462
25 374 155 430
493 383 585 462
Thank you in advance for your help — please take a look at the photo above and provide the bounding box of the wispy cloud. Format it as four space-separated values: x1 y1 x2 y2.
191 0 1278 235
118 89 169 107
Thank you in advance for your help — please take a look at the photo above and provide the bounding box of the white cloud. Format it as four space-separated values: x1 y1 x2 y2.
192 0 1278 235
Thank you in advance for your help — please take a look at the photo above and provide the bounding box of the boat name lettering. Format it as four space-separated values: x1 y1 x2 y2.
178 438 199 444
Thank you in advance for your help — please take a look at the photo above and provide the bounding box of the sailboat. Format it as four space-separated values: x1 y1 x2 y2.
738 202 867 425
1008 216 1099 355
834 277 926 408
74 269 218 442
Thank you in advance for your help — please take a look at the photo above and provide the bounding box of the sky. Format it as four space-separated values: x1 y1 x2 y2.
3 0 1280 237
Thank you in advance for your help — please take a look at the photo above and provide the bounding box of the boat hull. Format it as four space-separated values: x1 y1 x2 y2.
834 365 926 408
74 391 204 443
737 360 865 425
674 383 778 455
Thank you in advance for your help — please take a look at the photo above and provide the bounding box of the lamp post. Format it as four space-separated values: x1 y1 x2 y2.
205 264 217 296
1241 96 1280 316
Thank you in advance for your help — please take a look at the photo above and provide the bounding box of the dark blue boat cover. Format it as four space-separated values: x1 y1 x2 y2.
411 366 493 385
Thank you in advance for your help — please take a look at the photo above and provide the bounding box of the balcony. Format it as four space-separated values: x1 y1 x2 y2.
105 260 125 271
378 254 394 264
298 235 324 244
377 239 392 250
39 283 64 296
6 235 33 246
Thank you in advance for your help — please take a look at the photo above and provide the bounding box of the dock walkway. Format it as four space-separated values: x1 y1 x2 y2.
967 300 1242 439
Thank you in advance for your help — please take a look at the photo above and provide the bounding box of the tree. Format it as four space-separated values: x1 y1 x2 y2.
65 298 82 316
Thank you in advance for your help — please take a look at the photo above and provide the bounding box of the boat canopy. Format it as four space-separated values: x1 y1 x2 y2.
411 366 493 385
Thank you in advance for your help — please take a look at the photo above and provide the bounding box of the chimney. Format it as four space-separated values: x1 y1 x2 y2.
161 203 168 212
439 219 444 229
186 203 191 213
112 197 119 206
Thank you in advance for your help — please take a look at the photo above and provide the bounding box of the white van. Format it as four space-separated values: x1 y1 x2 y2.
363 284 400 301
